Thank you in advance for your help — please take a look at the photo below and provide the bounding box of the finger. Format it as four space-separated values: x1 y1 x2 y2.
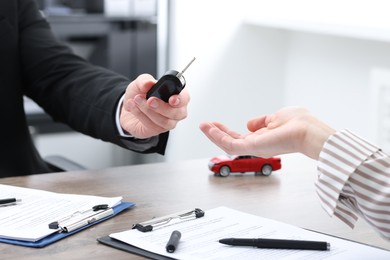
146 88 190 120
209 127 249 155
247 115 268 132
200 122 249 155
123 98 166 136
130 74 157 94
168 89 191 108
199 122 226 147
146 97 188 121
212 122 243 139
134 95 180 130
199 122 232 143
199 122 217 141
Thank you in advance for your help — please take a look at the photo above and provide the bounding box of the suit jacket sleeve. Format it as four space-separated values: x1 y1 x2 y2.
18 0 168 154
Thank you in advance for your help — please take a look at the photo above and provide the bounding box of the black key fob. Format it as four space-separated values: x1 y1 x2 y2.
146 70 186 102
146 57 195 103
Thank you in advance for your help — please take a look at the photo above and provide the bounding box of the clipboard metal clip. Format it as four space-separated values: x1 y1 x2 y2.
132 208 205 232
48 204 114 233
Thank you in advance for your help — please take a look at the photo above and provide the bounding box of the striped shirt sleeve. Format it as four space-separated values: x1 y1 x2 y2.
316 129 390 240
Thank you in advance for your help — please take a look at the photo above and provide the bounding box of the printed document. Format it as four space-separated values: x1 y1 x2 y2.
0 184 122 242
110 206 390 260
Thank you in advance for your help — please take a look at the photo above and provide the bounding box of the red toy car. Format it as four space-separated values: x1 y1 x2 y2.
208 155 281 177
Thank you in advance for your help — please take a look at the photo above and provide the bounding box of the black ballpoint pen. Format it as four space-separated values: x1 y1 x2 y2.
0 198 21 206
166 230 182 253
219 238 330 251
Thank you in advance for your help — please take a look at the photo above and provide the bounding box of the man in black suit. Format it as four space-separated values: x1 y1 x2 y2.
0 0 190 177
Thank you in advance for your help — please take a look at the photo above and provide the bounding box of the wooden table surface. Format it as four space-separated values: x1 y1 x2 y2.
0 154 389 259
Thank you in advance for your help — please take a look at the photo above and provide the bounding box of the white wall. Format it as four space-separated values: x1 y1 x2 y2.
283 32 390 141
163 0 390 162
164 0 287 161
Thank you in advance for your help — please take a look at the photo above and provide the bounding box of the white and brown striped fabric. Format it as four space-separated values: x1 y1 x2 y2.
316 129 390 240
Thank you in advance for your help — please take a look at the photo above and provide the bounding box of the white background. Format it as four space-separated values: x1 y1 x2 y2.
164 0 390 162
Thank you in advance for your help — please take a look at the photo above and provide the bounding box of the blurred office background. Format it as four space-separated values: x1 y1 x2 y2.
29 0 390 169
29 0 166 168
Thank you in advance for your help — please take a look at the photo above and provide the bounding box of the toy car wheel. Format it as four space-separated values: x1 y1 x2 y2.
219 166 231 177
261 164 273 176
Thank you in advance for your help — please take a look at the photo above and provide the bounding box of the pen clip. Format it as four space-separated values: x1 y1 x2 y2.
132 208 205 232
48 204 110 231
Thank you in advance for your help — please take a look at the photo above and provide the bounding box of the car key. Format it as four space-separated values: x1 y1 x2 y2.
146 57 196 102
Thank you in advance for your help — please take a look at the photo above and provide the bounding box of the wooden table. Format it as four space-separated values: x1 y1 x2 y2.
0 154 388 259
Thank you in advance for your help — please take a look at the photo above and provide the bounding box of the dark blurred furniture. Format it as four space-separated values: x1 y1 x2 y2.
44 155 87 171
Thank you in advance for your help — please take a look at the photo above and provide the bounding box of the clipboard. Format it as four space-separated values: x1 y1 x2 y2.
97 208 205 259
0 201 134 248
97 206 390 259
97 235 175 260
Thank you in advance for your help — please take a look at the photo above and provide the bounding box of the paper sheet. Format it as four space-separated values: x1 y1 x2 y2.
0 184 122 242
110 206 390 260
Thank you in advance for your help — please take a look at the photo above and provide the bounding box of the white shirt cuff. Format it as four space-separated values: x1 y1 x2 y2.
115 95 133 138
